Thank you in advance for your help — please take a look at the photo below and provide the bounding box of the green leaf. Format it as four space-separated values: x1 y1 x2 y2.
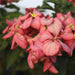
0 34 8 51
0 40 8 51
16 59 29 71
38 2 54 10
5 48 20 69
5 4 19 11
67 63 75 75
28 63 44 75
55 56 68 75
6 12 23 20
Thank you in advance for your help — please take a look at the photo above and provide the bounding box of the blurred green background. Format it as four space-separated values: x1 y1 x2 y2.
0 0 75 75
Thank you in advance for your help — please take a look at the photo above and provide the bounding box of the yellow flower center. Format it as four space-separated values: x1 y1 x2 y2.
31 13 37 18
67 24 74 29
74 34 75 39
44 25 47 30
16 25 20 29
54 36 57 40
65 16 68 20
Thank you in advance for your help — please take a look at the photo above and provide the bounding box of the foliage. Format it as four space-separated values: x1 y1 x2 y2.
37 0 75 17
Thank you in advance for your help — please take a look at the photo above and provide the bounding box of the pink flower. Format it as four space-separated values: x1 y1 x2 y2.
59 27 74 56
39 31 53 42
41 17 53 26
11 33 27 49
25 8 44 17
20 8 44 30
3 19 28 49
56 13 65 25
27 41 44 69
64 12 75 27
43 58 58 74
43 40 60 56
48 64 58 74
2 20 15 34
58 40 72 56
60 28 74 40
57 12 75 31
48 18 63 36
43 58 52 72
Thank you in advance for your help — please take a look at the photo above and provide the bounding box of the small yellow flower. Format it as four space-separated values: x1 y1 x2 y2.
67 24 74 30
54 36 57 40
31 13 37 18
74 34 75 39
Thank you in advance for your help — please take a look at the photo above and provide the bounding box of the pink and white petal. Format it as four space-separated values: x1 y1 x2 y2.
64 39 73 47
2 26 9 34
41 17 53 26
2 31 14 39
48 64 58 74
43 40 60 56
43 59 52 72
64 27 72 33
70 41 75 55
48 18 63 36
35 40 43 50
27 54 34 69
53 18 63 36
6 19 14 26
19 13 31 20
41 17 47 25
40 26 46 34
57 13 65 22
58 40 72 56
61 32 74 40
31 16 41 30
11 38 17 50
40 31 53 42
33 8 43 17
21 17 32 29
50 56 57 63
14 33 27 49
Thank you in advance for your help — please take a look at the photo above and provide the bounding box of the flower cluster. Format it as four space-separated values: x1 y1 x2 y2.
67 0 75 6
2 8 75 74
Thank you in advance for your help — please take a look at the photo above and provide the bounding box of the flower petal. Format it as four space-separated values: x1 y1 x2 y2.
57 13 65 22
14 33 27 49
48 64 58 74
19 13 30 20
2 26 9 34
43 59 52 72
27 54 34 69
6 19 14 26
50 56 57 63
58 40 71 56
64 39 73 47
33 8 43 17
31 16 41 30
41 17 53 26
40 31 53 42
3 31 14 39
60 32 74 40
48 18 63 36
11 38 17 50
43 40 60 56
21 17 32 29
